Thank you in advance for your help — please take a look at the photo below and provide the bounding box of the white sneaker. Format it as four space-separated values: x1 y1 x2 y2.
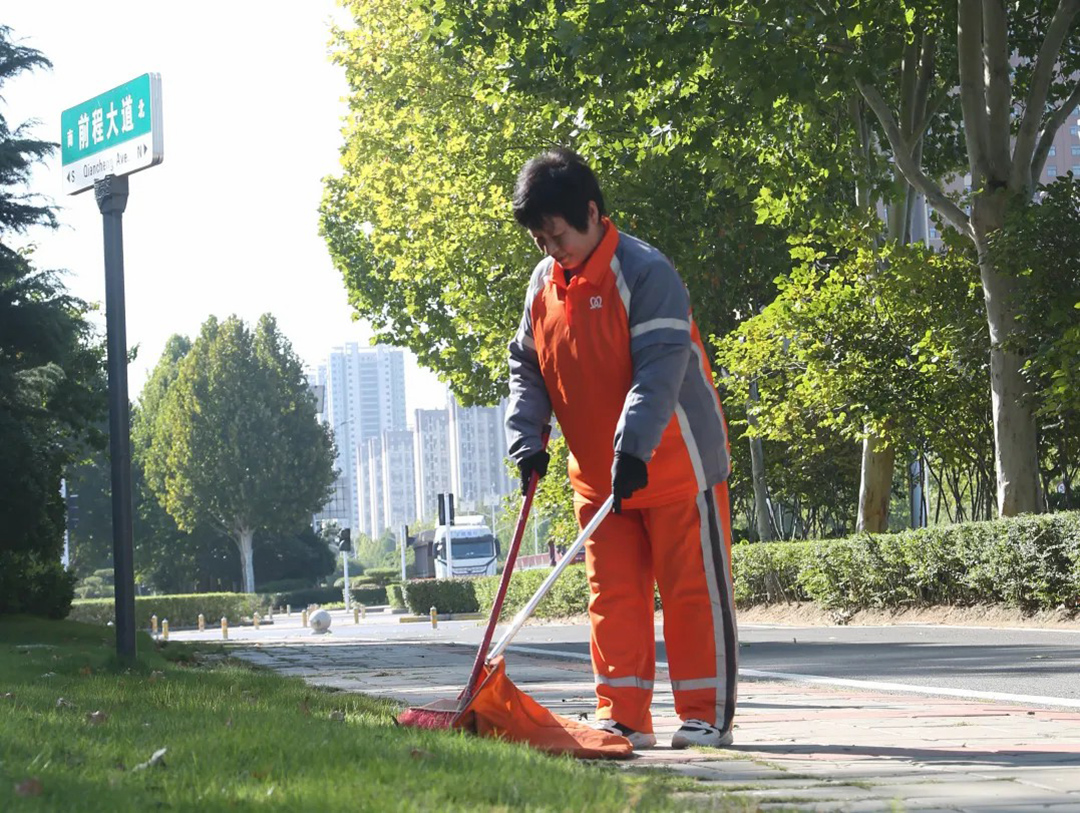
592 718 657 750
671 719 733 749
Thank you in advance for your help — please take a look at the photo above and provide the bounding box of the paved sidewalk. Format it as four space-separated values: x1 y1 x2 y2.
217 625 1080 813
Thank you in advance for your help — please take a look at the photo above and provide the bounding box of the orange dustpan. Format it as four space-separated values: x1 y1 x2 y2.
398 471 626 757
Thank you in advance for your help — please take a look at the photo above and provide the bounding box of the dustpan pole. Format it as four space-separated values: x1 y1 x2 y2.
487 494 614 662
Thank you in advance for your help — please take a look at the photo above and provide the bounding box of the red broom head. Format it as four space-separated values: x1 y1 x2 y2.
396 707 457 730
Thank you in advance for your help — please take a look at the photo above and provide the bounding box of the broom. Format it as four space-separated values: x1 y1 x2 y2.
397 430 548 729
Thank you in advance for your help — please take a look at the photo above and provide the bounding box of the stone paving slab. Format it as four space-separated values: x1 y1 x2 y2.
228 636 1080 812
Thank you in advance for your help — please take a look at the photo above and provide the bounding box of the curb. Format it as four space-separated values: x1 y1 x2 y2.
399 612 485 623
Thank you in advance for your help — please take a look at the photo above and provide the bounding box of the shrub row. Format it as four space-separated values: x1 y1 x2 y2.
0 551 76 619
404 511 1080 620
350 586 388 606
734 511 1080 613
401 578 480 614
386 583 405 609
68 593 265 629
264 587 341 609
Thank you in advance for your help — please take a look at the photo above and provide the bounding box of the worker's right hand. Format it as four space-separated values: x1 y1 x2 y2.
518 450 550 495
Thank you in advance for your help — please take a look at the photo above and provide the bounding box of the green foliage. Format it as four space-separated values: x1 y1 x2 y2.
733 511 1080 613
255 578 313 594
362 568 400 588
139 315 336 592
1 28 105 590
386 583 406 609
350 586 389 606
0 550 76 618
68 592 265 628
264 587 340 610
401 578 480 614
474 565 593 621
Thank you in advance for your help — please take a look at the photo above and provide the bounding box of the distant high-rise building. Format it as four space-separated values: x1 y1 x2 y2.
448 396 513 511
381 430 416 535
311 344 406 535
413 408 452 522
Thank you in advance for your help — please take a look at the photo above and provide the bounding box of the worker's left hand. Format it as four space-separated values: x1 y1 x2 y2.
611 452 648 514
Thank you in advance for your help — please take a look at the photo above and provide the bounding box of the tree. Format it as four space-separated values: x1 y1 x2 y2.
142 314 336 593
0 26 104 614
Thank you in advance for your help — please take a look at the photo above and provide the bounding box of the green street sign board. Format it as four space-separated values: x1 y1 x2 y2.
61 73 163 195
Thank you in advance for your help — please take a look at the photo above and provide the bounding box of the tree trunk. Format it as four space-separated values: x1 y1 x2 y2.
236 528 256 593
974 198 1042 516
747 380 774 542
857 434 895 533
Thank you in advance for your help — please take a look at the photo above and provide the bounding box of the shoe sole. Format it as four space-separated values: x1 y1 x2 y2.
629 733 657 750
670 729 734 749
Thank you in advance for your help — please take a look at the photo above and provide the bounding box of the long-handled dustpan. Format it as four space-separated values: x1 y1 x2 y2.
397 487 626 757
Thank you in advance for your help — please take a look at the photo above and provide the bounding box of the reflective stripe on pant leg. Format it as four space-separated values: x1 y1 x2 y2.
703 485 738 733
578 498 656 733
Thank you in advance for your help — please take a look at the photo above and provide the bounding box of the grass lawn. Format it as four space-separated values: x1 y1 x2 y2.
0 616 723 811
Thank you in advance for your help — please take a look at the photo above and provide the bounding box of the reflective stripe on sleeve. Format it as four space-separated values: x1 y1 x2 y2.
629 317 691 338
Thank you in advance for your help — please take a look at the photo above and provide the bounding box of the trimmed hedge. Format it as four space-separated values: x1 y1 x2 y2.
386 583 406 609
474 566 593 621
265 587 341 609
68 593 265 629
364 568 400 587
401 578 479 614
733 511 1080 613
350 586 389 606
0 551 76 619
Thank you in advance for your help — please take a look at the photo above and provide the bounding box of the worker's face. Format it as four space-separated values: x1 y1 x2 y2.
528 201 603 270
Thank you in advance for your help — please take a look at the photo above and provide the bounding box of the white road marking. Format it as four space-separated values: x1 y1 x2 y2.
500 645 1080 710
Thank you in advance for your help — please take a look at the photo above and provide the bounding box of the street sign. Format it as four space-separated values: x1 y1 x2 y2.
61 73 163 195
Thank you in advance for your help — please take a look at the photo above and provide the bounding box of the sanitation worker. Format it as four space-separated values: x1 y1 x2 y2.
504 148 738 750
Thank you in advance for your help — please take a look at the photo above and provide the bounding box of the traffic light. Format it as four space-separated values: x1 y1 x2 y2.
337 527 352 553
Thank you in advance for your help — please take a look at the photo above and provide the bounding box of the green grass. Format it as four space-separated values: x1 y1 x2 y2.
0 616 709 812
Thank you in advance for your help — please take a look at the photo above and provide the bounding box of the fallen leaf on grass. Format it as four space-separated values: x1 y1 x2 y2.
329 711 345 722
133 747 167 771
40 672 56 678
86 710 108 725
148 671 165 683
14 777 43 797
55 697 75 709
79 666 93 677
409 748 434 760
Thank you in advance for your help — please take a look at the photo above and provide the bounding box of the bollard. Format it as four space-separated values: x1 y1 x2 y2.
253 612 261 630
221 617 228 640
353 606 359 624
161 619 169 641
361 604 366 620
151 615 158 636
268 606 273 621
430 605 438 629
198 613 205 632
301 608 308 628
287 604 292 617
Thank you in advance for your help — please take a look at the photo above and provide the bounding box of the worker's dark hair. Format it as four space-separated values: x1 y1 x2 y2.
512 148 606 233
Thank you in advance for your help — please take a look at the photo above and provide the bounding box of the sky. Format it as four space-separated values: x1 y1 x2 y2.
3 1 447 417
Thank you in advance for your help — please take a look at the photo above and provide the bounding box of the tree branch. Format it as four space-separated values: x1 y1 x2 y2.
1010 0 1080 191
857 79 974 239
1031 81 1080 184
958 0 991 188
982 0 1013 180
913 33 937 136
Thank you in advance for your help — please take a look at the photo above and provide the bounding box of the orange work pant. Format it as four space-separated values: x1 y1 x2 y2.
576 482 738 735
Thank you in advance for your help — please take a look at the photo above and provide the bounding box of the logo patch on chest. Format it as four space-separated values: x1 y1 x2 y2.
589 295 603 310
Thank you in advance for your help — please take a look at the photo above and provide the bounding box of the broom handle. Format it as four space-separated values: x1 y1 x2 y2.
487 494 614 663
460 428 549 700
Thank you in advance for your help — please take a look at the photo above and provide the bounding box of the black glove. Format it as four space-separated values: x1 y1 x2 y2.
519 450 550 495
611 452 648 514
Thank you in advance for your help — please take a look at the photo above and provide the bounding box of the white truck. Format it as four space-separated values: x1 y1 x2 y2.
433 523 500 578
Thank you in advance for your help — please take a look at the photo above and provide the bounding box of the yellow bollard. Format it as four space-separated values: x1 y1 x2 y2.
287 604 292 617
430 606 438 629
268 606 274 622
161 619 169 641
221 617 228 640
253 612 261 630
151 615 158 636
198 613 205 632
353 606 359 624
361 604 366 620
301 608 308 628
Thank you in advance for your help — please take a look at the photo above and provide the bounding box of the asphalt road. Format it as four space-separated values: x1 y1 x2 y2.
452 622 1080 708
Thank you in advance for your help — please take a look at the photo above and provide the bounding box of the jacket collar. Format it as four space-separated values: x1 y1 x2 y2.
551 218 619 290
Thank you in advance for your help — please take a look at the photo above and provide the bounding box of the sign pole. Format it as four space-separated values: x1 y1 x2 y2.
96 174 136 661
